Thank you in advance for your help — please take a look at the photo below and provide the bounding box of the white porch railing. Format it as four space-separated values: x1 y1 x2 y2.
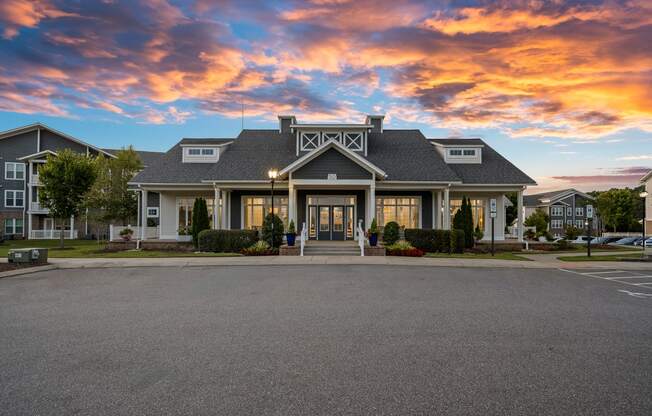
357 219 365 256
300 222 307 256
29 173 41 186
30 229 78 239
109 225 159 241
30 202 49 213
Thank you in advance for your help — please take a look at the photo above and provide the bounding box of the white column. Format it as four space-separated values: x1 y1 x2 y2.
432 191 437 229
27 213 32 240
213 187 220 229
70 215 75 239
369 180 376 227
288 183 296 227
517 188 524 242
141 189 148 240
221 190 229 230
136 191 141 229
443 188 450 230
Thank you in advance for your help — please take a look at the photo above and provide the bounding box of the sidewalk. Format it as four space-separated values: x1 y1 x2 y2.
2 251 650 278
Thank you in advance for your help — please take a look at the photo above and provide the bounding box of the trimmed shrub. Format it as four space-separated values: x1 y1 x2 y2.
191 197 210 247
262 213 284 247
450 229 465 253
197 229 258 252
405 229 436 252
382 221 400 245
440 230 451 253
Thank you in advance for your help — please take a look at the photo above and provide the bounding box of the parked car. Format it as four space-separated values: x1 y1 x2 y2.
644 238 652 247
609 237 639 245
599 237 622 244
571 236 594 244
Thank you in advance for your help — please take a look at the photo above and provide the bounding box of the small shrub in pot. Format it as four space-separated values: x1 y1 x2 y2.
382 221 400 245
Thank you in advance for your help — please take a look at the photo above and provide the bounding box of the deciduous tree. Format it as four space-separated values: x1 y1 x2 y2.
39 149 97 248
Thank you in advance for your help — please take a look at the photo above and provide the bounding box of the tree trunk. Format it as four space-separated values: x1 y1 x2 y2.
59 218 65 249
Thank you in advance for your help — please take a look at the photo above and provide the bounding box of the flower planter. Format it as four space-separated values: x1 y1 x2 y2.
369 233 378 247
286 233 296 246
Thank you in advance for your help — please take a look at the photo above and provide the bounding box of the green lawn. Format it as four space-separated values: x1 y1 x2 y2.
526 245 637 254
425 252 531 261
0 239 241 258
557 253 649 262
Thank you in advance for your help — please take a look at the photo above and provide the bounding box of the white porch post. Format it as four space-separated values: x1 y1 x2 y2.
136 190 141 230
213 187 220 229
70 215 74 239
221 190 229 230
369 179 376 226
288 182 296 227
517 188 524 242
141 189 148 240
443 187 450 230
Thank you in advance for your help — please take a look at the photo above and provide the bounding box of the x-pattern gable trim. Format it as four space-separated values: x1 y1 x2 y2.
280 138 386 178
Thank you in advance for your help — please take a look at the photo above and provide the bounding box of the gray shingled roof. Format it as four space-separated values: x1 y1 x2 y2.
180 138 234 145
367 130 459 182
429 138 536 185
102 148 164 167
133 130 535 185
523 188 592 206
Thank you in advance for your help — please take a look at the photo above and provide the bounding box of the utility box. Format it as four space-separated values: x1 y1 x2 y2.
8 248 48 264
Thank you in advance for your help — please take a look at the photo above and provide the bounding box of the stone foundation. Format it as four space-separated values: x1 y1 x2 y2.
279 245 300 256
364 245 386 256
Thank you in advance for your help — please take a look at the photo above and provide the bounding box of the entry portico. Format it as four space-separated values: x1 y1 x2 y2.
130 114 534 244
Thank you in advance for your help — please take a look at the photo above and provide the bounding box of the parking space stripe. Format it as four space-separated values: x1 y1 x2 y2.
558 268 652 293
605 275 652 280
584 270 625 275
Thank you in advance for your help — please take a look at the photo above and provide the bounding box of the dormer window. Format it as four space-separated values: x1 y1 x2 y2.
432 143 483 164
182 146 219 163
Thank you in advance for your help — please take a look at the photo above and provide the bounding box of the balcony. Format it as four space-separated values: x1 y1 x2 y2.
29 173 41 186
29 202 49 213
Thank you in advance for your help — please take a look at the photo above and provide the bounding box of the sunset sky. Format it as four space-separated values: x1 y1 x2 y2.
0 0 650 193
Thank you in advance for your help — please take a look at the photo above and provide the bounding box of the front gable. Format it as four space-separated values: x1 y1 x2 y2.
293 148 373 180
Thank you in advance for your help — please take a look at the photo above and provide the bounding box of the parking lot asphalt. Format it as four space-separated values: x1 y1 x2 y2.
1 265 651 415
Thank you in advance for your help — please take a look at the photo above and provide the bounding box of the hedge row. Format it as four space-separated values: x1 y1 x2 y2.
404 229 465 253
197 229 258 252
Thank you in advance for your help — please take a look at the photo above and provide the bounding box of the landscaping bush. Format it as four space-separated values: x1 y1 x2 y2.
242 240 277 256
385 241 424 257
555 239 572 250
450 229 465 253
405 229 435 252
197 229 258 252
564 225 581 241
473 225 484 242
524 229 536 240
382 221 400 245
262 213 284 248
191 197 211 247
439 230 451 253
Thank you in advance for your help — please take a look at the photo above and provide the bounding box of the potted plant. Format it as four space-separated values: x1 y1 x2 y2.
368 218 378 247
119 228 133 241
286 220 296 247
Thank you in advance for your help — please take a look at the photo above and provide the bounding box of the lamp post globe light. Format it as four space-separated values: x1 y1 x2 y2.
268 169 278 248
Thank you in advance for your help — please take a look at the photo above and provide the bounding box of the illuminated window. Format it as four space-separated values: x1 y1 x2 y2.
450 199 485 230
177 198 214 232
243 196 288 230
376 197 420 228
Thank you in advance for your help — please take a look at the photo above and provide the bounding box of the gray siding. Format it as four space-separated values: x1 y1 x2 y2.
147 192 160 207
293 149 372 180
40 130 87 154
0 132 36 210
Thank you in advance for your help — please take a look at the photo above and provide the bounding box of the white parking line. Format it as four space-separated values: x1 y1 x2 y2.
558 268 652 293
604 275 652 280
586 270 626 275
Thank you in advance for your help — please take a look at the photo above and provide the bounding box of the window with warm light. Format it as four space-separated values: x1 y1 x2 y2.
450 199 485 230
243 196 288 230
376 197 420 228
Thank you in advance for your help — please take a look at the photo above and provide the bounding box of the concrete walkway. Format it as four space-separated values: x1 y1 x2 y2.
2 250 650 278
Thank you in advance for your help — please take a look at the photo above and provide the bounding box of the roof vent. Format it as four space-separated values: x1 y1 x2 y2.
278 115 297 134
365 115 384 133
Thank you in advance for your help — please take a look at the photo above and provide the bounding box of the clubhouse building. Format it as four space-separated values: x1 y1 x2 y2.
130 115 535 243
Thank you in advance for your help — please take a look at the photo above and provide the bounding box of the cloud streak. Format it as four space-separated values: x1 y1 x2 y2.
0 0 649 138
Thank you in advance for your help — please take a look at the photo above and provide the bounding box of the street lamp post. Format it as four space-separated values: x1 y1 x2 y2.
640 191 649 253
268 169 278 247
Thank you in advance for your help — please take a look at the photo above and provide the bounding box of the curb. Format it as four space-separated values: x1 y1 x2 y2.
0 264 57 279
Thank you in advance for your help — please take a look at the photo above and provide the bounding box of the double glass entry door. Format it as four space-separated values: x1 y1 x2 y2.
309 205 354 240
